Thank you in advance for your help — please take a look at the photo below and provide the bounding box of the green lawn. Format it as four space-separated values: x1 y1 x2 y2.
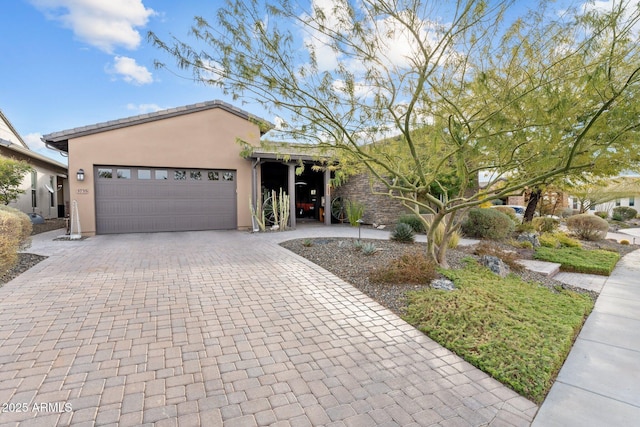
403 260 594 404
534 246 620 275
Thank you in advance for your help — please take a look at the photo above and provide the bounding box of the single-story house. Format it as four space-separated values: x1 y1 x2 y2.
42 100 338 236
0 109 69 219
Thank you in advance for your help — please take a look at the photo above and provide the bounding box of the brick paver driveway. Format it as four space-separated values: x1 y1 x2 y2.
0 230 536 426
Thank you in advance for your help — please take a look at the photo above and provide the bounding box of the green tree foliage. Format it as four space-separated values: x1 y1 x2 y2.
151 0 640 265
0 158 32 206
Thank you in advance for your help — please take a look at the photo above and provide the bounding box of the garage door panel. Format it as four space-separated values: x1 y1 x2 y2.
95 166 237 234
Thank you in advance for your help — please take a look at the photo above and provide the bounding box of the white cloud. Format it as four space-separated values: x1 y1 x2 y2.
23 132 46 151
109 56 153 85
29 0 154 53
126 103 166 114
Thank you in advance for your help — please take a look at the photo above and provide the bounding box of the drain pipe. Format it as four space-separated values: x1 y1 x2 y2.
251 158 261 232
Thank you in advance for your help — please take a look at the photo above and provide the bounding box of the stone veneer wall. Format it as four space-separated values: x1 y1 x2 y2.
333 173 407 225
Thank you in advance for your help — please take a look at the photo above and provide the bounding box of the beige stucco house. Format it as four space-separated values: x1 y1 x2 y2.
42 100 334 236
0 109 69 219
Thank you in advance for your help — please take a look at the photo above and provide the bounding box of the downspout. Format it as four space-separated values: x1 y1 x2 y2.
251 158 260 232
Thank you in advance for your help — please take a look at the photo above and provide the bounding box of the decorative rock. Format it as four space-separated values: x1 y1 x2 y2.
480 255 510 277
517 232 540 247
431 278 456 291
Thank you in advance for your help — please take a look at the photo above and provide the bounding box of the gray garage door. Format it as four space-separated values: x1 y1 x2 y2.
95 166 237 234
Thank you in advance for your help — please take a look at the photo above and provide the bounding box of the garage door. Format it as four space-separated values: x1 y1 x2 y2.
95 166 237 234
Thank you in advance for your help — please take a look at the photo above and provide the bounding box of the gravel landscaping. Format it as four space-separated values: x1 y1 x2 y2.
279 237 600 316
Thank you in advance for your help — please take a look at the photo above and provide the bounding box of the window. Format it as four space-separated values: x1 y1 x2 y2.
138 169 151 180
630 197 635 207
174 170 187 180
207 171 219 181
615 199 621 207
49 176 55 208
117 169 131 179
98 168 113 178
31 170 37 208
590 204 596 211
222 172 234 181
190 171 202 180
155 170 168 180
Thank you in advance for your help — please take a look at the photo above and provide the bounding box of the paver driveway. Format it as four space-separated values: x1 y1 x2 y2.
0 230 536 426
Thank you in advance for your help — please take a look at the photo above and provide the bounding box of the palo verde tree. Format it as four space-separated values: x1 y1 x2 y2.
0 158 32 206
151 0 640 266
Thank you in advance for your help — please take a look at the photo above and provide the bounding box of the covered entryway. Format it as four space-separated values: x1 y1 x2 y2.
94 166 236 234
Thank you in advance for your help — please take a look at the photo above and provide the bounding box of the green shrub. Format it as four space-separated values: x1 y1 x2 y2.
612 206 637 221
391 222 415 243
532 217 559 233
302 239 313 247
0 206 32 249
461 208 515 240
345 199 365 226
539 233 559 248
0 210 22 273
534 246 620 275
555 232 582 248
493 206 518 223
561 208 578 218
397 214 426 233
515 222 536 233
594 211 608 219
566 214 609 241
620 239 630 245
353 240 364 251
369 250 437 284
428 219 460 249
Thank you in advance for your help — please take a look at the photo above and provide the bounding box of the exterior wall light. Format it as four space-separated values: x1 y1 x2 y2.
77 169 85 181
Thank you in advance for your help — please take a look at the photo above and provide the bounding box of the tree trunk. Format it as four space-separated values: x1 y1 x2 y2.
523 188 542 222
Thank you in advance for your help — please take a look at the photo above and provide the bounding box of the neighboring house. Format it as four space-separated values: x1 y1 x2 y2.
42 100 339 236
0 109 68 219
568 176 640 215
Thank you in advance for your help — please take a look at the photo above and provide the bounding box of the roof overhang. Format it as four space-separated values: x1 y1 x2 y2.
41 100 274 153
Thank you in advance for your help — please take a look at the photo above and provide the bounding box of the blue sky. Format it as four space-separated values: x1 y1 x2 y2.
1 0 257 163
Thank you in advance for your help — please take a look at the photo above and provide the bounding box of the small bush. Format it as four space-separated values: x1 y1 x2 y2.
620 239 630 245
516 222 536 233
302 239 313 247
462 208 514 240
0 206 32 249
391 222 415 243
539 233 559 248
0 210 24 273
353 240 364 251
532 217 559 233
429 220 461 249
561 208 579 218
369 250 437 284
397 214 426 233
594 211 608 219
493 206 518 223
612 206 637 222
566 214 609 241
555 232 582 248
345 199 365 226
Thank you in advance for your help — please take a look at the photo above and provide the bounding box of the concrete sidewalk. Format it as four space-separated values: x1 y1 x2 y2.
532 248 640 426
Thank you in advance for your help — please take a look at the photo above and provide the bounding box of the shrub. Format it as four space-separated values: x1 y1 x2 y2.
493 206 518 223
539 233 559 248
302 239 313 247
612 206 637 222
532 217 559 233
397 214 426 233
566 214 609 241
461 208 514 240
428 219 460 249
0 206 32 249
515 222 536 233
594 211 608 219
345 199 365 226
561 208 578 218
555 232 582 248
620 239 630 245
353 240 364 251
0 210 23 273
391 222 415 243
369 250 437 284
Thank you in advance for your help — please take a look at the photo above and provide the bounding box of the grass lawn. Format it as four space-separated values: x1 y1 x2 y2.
403 259 594 404
534 246 620 275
